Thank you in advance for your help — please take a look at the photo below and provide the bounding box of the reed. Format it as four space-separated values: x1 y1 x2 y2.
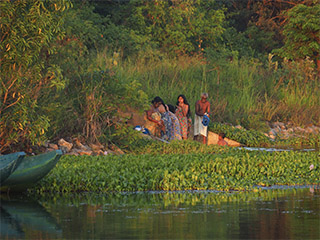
90 51 320 130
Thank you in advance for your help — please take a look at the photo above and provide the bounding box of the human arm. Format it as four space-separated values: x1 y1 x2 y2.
178 103 189 117
182 104 189 117
146 110 161 125
205 102 210 116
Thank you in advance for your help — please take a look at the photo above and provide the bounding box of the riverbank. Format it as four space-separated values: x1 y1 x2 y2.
32 120 320 157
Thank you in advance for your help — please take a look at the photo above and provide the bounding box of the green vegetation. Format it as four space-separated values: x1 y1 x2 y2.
209 123 271 147
274 135 320 149
0 0 72 152
208 122 320 148
33 146 319 193
129 140 229 155
1 0 319 153
275 4 320 70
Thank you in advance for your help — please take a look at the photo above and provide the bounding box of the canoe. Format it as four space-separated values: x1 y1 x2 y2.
0 152 25 185
0 150 62 192
207 131 242 147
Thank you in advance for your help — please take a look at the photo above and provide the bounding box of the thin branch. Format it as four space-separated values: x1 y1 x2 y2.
1 96 22 114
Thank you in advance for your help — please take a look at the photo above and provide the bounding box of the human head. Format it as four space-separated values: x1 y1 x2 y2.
177 94 188 104
218 132 226 139
158 104 166 113
152 96 164 108
201 92 208 99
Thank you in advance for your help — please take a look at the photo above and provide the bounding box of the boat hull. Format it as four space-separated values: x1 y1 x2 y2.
1 150 62 192
0 152 25 185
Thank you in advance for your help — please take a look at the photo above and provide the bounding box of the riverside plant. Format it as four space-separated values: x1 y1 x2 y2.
208 122 271 147
208 122 320 148
33 149 319 193
129 139 230 155
274 134 320 149
113 54 320 130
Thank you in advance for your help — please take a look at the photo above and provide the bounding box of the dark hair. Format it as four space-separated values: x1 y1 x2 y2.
176 94 191 117
152 96 168 111
219 132 226 138
167 104 176 113
151 96 164 104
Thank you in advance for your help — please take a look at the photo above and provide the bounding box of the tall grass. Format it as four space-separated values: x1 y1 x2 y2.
94 51 320 130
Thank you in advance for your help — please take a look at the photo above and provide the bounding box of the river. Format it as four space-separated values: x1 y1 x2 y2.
1 186 319 239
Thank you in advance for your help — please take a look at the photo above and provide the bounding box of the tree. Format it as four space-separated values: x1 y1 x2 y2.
274 3 320 73
0 0 71 153
123 0 225 55
221 0 316 59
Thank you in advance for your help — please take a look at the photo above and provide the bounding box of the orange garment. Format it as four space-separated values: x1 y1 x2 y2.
144 112 161 137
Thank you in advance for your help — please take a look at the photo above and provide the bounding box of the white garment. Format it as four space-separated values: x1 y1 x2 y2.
194 114 207 137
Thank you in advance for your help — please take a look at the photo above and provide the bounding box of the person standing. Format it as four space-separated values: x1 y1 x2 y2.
175 94 191 140
194 93 210 144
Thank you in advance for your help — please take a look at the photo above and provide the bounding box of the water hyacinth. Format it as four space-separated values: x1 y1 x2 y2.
33 149 320 193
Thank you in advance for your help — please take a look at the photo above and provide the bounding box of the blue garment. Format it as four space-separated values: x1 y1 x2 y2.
202 115 210 126
161 111 182 141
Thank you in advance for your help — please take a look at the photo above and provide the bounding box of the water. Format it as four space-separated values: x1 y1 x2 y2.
1 186 319 239
238 146 317 152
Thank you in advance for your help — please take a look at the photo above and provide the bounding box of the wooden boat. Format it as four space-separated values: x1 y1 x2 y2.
207 131 242 147
0 152 25 185
0 150 62 192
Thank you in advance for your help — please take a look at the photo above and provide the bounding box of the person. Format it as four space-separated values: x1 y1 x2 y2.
194 93 210 144
218 132 228 146
175 94 191 140
157 102 182 141
144 97 163 137
167 104 176 114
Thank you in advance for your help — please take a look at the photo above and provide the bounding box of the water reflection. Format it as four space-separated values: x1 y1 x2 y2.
0 207 24 239
0 195 62 239
1 187 319 239
29 186 320 239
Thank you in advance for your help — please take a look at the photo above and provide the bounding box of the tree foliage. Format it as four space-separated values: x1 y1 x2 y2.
1 0 319 153
0 0 71 153
274 3 320 71
121 0 225 55
220 0 317 59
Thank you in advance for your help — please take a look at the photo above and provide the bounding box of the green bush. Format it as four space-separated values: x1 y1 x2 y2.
0 0 71 153
49 69 148 144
